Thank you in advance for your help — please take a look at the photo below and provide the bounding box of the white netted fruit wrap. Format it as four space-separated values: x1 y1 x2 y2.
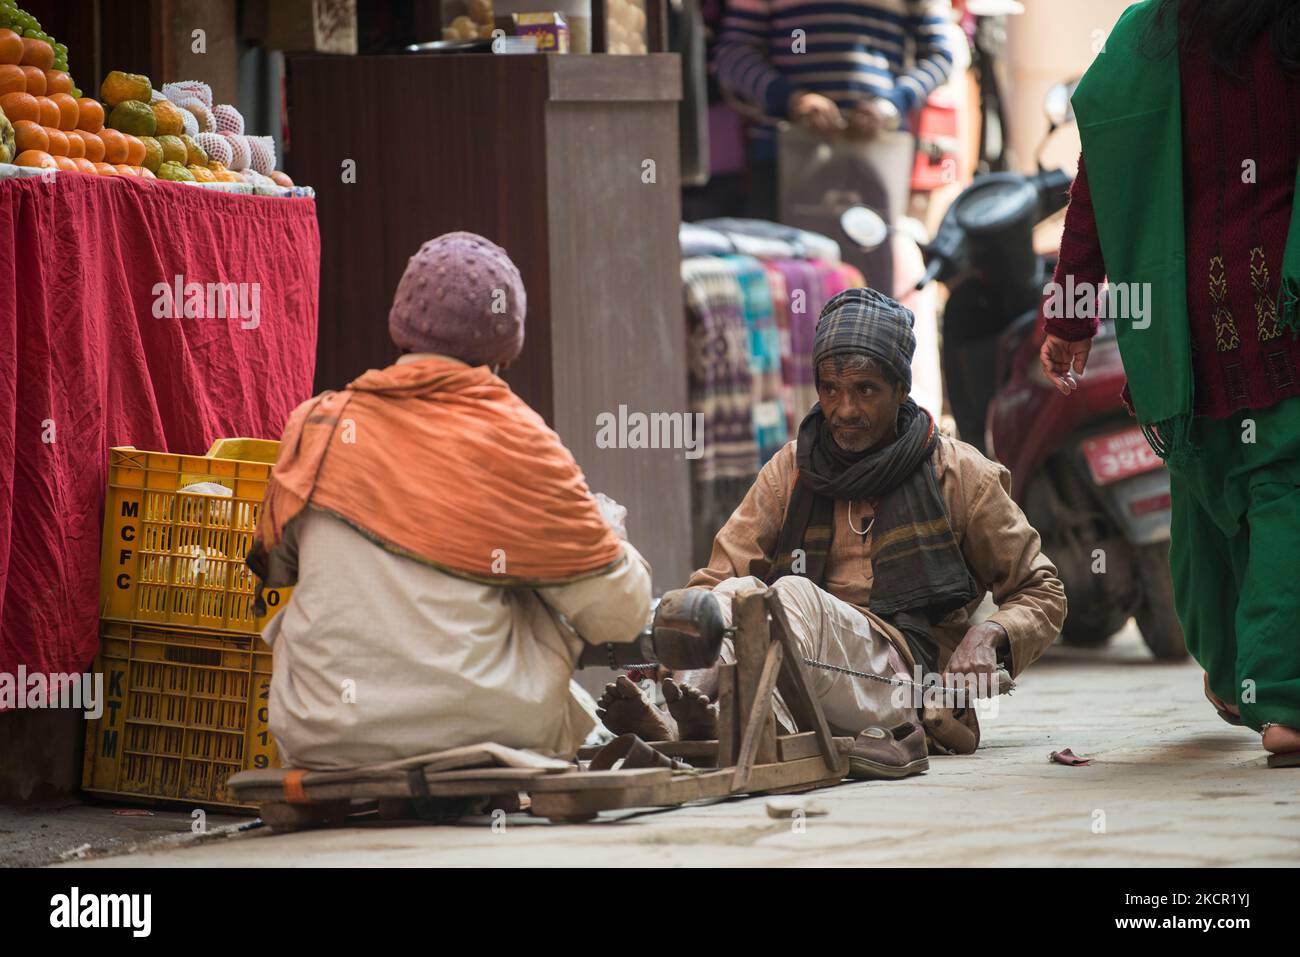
196 132 231 167
213 104 244 135
150 89 167 103
175 96 215 133
163 81 213 108
249 136 276 175
179 107 199 137
223 133 251 171
239 169 275 189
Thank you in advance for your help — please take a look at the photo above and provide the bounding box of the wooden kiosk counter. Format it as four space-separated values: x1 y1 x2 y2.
286 51 691 587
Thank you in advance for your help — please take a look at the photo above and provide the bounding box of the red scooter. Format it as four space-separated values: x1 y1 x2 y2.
842 81 1186 659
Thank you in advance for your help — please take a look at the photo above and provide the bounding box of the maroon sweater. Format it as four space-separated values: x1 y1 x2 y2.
1042 31 1300 419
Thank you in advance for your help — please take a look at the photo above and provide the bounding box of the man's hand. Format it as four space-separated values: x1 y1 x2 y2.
942 621 1008 699
788 91 847 137
846 101 893 141
1039 334 1091 396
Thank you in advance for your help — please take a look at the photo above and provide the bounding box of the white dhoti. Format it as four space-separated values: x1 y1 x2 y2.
708 576 916 736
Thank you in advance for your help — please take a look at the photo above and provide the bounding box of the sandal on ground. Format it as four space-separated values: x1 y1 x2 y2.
1204 673 1243 727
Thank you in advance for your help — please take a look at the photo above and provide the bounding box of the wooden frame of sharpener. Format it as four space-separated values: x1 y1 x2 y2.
228 588 853 828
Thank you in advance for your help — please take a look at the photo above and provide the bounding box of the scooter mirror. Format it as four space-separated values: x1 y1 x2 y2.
1044 81 1076 129
840 205 889 252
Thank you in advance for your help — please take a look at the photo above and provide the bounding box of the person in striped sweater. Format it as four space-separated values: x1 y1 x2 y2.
715 0 957 169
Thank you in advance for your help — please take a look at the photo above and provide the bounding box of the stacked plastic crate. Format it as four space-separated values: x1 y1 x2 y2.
82 439 290 810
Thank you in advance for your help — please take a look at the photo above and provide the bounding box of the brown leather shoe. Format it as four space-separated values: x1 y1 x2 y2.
848 722 929 780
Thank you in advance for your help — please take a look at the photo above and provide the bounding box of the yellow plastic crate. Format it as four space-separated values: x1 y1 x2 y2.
100 442 290 634
204 437 280 464
81 620 280 810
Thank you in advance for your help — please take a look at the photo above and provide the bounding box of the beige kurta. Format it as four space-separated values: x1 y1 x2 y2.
688 435 1067 678
261 509 653 770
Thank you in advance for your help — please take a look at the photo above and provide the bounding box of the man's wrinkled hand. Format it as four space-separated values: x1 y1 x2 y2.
942 622 1006 699
1039 334 1091 396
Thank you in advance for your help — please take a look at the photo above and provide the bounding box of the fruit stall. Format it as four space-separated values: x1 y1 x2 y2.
0 3 320 700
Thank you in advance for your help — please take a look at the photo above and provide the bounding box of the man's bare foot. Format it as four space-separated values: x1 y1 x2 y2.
663 678 719 741
1263 724 1300 756
596 675 677 741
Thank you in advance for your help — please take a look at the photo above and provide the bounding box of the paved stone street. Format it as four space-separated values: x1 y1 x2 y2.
22 622 1296 868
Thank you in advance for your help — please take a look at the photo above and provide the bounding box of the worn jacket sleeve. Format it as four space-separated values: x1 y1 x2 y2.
960 460 1067 676
686 444 794 588
536 540 653 645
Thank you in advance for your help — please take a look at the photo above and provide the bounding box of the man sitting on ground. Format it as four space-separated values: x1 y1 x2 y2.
248 232 652 770
598 288 1066 778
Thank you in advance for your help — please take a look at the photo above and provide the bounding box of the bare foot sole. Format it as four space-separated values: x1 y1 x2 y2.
596 674 677 741
663 678 719 741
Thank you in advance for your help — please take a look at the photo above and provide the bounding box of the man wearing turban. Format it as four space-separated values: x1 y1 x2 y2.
599 288 1066 779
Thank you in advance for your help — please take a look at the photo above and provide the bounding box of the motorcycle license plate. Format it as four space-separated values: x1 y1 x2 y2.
1081 427 1164 485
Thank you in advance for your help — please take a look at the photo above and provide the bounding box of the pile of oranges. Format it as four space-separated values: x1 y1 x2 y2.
0 27 152 177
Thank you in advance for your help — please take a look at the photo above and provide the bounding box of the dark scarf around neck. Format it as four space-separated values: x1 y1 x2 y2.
760 398 980 670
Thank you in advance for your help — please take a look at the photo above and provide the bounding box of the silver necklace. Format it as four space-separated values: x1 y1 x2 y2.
847 501 875 536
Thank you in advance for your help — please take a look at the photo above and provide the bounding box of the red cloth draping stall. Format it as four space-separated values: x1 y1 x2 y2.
0 173 319 679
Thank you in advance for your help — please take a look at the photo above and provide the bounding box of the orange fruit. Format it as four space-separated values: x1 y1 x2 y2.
0 63 25 96
0 91 39 123
34 95 58 127
43 127 68 156
123 134 145 166
138 166 156 180
64 129 86 158
98 128 128 164
80 130 104 162
12 120 47 154
115 164 138 177
19 38 55 71
54 155 78 172
14 149 57 169
0 29 23 66
100 71 151 107
76 98 104 132
20 65 44 96
73 157 97 175
94 162 118 176
48 92 77 130
44 70 73 96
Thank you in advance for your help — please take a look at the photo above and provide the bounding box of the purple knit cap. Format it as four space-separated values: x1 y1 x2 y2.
388 231 527 366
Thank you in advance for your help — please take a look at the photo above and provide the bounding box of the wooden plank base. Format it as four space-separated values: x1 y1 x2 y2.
233 585 857 829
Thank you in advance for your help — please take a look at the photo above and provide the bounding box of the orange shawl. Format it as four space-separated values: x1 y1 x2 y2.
254 356 624 585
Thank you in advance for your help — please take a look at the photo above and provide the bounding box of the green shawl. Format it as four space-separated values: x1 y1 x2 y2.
1071 0 1300 467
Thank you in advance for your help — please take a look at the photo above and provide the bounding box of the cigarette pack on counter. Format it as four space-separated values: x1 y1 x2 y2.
514 12 570 53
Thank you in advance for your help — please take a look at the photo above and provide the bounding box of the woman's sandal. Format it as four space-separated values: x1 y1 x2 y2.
1203 673 1244 727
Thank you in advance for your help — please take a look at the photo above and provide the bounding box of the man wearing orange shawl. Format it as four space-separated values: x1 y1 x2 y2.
248 233 652 769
